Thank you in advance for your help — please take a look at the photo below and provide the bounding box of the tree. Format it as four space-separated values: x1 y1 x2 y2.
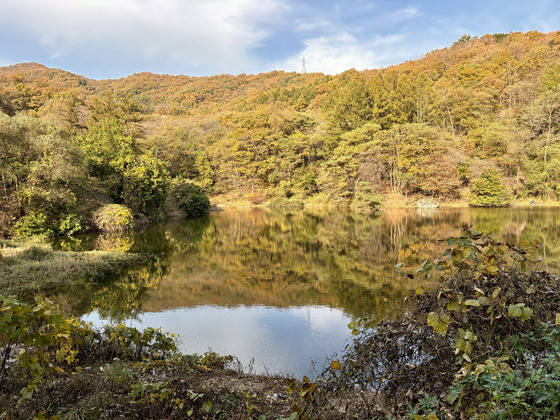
350 181 382 212
522 70 560 198
317 123 379 201
0 93 16 116
122 152 170 217
78 94 170 217
0 114 86 237
171 182 210 216
367 123 461 197
323 73 373 133
470 168 511 207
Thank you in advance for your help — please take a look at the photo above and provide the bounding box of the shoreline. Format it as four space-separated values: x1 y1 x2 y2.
210 195 560 210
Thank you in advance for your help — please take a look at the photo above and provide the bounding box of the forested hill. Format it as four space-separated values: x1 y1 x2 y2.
1 31 560 235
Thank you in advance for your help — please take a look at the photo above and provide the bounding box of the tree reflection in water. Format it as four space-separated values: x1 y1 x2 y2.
50 207 560 322
47 207 560 375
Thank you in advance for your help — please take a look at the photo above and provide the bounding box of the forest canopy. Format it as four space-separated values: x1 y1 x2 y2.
1 31 560 236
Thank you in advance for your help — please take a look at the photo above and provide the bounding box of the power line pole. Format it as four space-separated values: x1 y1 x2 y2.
301 55 307 74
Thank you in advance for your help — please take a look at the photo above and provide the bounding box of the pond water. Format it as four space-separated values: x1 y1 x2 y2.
50 207 560 377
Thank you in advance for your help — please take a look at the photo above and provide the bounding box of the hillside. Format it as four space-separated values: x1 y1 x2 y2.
1 31 560 235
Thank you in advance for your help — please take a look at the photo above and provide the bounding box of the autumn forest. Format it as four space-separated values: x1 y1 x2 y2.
2 31 560 237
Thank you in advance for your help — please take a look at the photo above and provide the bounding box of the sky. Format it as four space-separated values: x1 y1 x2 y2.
0 0 559 80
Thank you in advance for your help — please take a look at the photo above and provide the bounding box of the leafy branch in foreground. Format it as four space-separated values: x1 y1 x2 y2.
0 295 176 403
0 296 296 419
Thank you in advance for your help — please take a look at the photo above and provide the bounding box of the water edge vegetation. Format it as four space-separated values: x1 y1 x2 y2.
2 228 560 418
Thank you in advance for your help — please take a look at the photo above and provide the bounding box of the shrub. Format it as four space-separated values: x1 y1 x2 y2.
470 168 511 207
58 213 85 236
171 182 210 217
93 204 134 233
452 323 560 419
0 295 90 401
11 212 53 238
0 295 177 403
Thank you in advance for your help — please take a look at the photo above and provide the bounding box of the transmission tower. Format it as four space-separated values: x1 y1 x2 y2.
301 55 307 74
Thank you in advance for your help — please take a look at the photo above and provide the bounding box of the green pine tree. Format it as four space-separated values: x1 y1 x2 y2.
469 168 511 207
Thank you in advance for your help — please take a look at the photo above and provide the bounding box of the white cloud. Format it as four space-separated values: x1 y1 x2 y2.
273 1 427 75
394 5 421 21
295 19 331 33
0 0 288 76
280 32 406 74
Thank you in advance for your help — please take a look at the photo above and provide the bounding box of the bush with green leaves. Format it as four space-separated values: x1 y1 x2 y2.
93 204 134 233
452 323 560 419
0 295 177 402
58 213 84 236
11 212 54 238
171 182 210 217
0 295 91 401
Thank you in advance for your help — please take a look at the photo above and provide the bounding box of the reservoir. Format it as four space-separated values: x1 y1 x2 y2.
50 207 560 377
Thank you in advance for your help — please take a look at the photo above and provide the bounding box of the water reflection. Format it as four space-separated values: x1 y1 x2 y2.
49 207 560 319
83 305 351 377
48 207 560 376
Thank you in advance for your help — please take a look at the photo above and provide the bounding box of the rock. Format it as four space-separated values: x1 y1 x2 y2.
416 198 439 208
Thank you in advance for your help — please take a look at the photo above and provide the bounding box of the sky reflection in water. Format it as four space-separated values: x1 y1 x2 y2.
83 305 352 377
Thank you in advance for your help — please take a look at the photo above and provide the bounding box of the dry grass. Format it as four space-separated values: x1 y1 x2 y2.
0 346 297 419
0 241 143 294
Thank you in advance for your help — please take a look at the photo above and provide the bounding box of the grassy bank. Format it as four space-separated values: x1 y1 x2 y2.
0 240 144 294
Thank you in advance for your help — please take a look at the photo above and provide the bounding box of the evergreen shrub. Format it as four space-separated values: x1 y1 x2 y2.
470 169 511 207
171 182 210 216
